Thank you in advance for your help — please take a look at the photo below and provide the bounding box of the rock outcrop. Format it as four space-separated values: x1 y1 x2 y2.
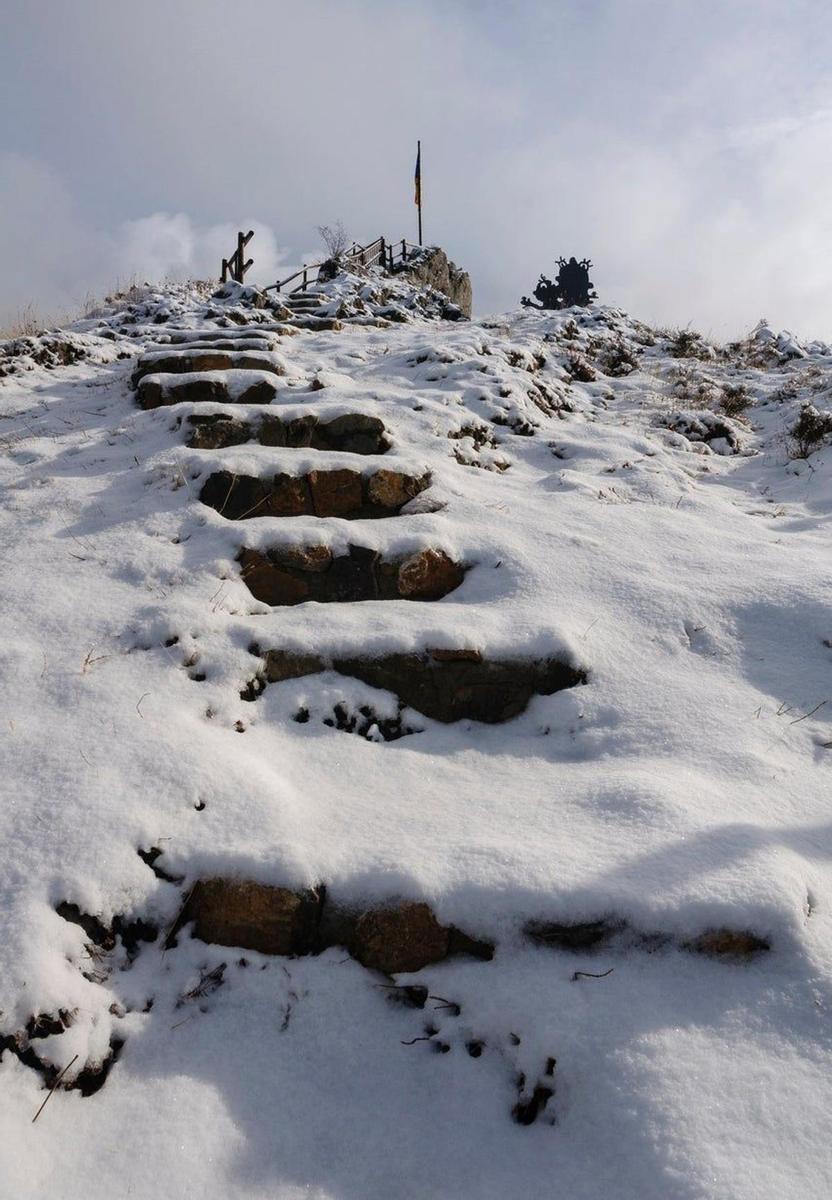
399 247 472 318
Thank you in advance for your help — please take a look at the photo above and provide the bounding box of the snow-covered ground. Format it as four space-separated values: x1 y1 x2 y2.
1 270 831 1199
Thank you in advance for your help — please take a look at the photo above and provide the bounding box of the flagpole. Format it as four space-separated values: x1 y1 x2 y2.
417 140 423 246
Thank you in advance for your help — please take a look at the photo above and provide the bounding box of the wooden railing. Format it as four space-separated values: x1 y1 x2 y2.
264 236 422 294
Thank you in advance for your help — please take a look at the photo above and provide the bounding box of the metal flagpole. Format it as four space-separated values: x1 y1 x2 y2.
416 140 423 246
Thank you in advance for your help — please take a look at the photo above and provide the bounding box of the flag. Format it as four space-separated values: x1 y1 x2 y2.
414 143 422 207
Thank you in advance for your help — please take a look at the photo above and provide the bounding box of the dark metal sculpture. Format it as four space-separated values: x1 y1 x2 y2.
522 257 597 310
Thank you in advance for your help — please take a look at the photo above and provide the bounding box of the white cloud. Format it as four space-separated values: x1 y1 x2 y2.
0 156 292 324
3 2 832 339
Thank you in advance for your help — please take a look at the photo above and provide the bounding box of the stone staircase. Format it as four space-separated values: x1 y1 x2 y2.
130 322 584 723
3 276 777 1130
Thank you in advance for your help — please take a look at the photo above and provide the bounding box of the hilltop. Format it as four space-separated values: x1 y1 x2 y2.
0 258 831 1200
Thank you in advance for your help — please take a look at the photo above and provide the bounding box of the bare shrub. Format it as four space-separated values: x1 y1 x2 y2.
317 220 350 261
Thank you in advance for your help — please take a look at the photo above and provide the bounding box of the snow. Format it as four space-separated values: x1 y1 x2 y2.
0 273 831 1198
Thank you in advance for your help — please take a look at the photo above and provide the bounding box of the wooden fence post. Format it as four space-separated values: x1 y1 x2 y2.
221 230 254 283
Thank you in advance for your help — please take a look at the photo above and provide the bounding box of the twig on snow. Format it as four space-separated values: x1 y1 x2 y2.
571 968 614 982
32 1054 79 1124
790 700 828 726
82 647 111 674
161 885 195 952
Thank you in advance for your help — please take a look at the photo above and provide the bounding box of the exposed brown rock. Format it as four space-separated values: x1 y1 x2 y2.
398 247 472 318
239 549 310 606
257 414 291 446
270 474 314 517
525 918 623 951
137 373 279 410
255 647 585 721
428 647 482 663
165 330 279 346
397 549 466 600
186 414 250 449
135 378 165 410
240 543 466 606
240 377 282 405
183 879 323 955
308 468 363 517
366 469 426 509
687 929 770 959
332 652 586 723
350 902 450 974
447 926 495 961
262 649 325 683
281 415 317 447
271 544 333 573
132 351 283 385
200 468 429 521
320 414 388 454
188 411 389 455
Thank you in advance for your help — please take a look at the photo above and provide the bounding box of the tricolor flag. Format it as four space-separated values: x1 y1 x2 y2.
414 143 422 207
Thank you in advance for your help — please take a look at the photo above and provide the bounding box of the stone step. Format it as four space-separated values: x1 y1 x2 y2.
57 880 771 976
281 314 343 332
239 544 466 605
174 886 491 972
251 647 587 724
159 330 283 346
132 349 285 387
137 370 280 410
147 338 279 354
200 467 429 521
282 293 326 306
186 411 390 455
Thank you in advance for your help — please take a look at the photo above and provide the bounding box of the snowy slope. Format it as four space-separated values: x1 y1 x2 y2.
1 270 831 1199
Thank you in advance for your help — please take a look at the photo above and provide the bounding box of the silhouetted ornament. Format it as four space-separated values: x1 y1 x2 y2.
521 256 597 310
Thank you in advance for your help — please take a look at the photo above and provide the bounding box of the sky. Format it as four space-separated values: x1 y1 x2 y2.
2 0 832 338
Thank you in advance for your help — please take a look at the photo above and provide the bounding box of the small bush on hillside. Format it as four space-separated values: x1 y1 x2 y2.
789 404 832 459
564 353 597 382
667 327 714 361
668 364 717 407
600 340 639 377
561 318 580 342
719 383 752 417
771 377 801 403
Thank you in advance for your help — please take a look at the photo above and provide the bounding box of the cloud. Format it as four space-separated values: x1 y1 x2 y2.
110 213 291 289
3 2 832 338
0 154 292 324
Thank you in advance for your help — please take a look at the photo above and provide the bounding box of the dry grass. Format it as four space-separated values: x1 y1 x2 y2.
0 303 51 340
0 276 164 340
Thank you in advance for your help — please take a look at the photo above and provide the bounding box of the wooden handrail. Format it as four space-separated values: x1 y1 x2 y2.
264 235 423 294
